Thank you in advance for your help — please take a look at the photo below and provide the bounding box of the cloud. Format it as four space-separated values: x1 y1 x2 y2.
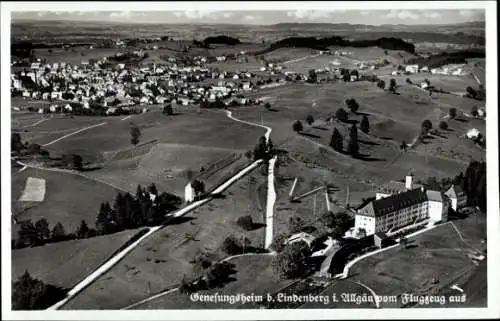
109 11 133 19
458 10 476 18
423 12 441 19
171 10 217 20
287 10 333 20
386 10 420 20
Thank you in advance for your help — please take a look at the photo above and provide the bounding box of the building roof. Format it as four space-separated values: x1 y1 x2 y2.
445 184 466 199
359 188 428 218
287 232 315 246
426 190 443 202
376 180 423 195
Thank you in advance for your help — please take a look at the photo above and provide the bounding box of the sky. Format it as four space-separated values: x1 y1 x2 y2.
11 9 485 26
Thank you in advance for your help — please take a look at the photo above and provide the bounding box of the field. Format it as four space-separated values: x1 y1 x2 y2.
12 167 121 233
62 171 268 309
342 213 487 308
9 21 488 311
131 254 295 309
12 228 143 289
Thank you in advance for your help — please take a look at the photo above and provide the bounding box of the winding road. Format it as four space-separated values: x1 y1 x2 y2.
46 110 276 310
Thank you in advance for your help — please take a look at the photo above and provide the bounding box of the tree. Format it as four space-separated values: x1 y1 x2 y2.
347 124 359 156
360 115 370 134
220 234 249 255
406 78 412 84
329 128 343 152
292 120 304 133
163 104 174 115
75 220 90 239
63 154 83 171
439 121 448 130
399 237 408 249
377 80 385 90
12 270 68 310
449 108 457 119
18 220 39 247
51 222 66 242
264 102 271 110
148 183 158 196
400 140 408 151
12 133 24 153
335 108 348 122
389 78 397 92
320 211 336 228
130 123 141 146
273 241 312 279
270 233 288 253
421 120 433 133
306 115 314 126
34 218 50 242
345 98 359 114
244 150 253 163
191 179 205 197
350 69 359 80
236 215 254 231
288 216 304 233
307 69 317 83
471 106 479 117
466 86 477 99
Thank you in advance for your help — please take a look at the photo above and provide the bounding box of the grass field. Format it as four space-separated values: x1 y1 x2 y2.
63 171 268 309
132 254 295 309
11 167 121 232
343 213 486 308
12 228 143 290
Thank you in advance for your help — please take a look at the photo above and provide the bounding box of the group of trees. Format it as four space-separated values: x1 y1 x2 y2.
220 234 252 255
292 120 304 133
11 133 50 158
465 86 486 101
320 211 353 240
95 184 182 235
344 98 359 114
13 183 183 250
12 271 68 310
252 136 275 161
329 124 360 157
417 160 486 212
272 241 312 280
12 218 72 249
460 160 487 212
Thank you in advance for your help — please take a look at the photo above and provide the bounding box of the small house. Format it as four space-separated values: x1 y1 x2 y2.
444 184 467 211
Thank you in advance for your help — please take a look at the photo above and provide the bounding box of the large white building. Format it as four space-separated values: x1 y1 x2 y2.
355 188 429 236
352 174 451 237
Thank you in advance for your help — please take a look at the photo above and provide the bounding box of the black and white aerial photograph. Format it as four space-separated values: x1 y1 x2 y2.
2 1 498 320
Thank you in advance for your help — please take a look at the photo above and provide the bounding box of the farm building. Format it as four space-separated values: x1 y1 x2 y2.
405 65 419 73
444 185 467 211
184 183 195 203
286 232 315 247
466 128 481 139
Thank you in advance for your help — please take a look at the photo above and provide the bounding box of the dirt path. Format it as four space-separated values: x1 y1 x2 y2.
42 122 107 147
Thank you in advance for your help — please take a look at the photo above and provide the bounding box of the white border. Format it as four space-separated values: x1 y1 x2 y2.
1 1 498 320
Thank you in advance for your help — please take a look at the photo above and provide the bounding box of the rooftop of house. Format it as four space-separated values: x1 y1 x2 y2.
445 184 466 199
359 188 428 218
